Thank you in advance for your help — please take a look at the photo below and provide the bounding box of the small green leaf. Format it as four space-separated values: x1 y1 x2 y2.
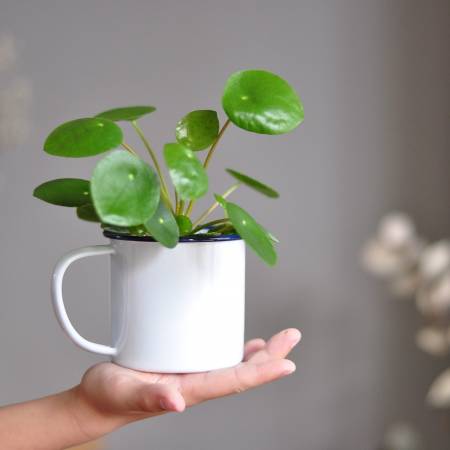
144 197 179 248
176 215 193 235
96 106 156 122
76 204 100 222
33 178 91 207
163 143 208 200
175 110 219 151
91 150 160 227
214 194 227 208
226 201 277 266
226 169 279 198
44 118 123 157
222 69 304 135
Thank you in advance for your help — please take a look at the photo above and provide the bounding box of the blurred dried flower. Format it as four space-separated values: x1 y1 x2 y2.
0 33 32 150
419 241 450 282
362 239 412 279
416 327 449 356
388 271 420 298
416 273 450 316
427 369 450 408
363 212 450 417
0 77 32 148
0 34 17 72
362 214 422 290
383 422 423 450
379 213 416 250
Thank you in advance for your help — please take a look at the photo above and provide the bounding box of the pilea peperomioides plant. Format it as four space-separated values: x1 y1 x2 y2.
34 69 304 265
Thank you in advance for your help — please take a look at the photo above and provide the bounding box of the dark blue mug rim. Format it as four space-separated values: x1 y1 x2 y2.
103 230 242 243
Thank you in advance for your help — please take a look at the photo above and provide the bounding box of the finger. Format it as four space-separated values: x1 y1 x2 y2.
243 338 266 361
184 359 296 405
248 328 301 364
134 383 186 413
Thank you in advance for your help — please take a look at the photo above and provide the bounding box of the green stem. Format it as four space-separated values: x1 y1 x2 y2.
185 119 231 217
161 189 176 215
192 182 240 228
203 119 231 169
174 189 179 214
121 142 139 156
132 121 172 206
191 218 230 235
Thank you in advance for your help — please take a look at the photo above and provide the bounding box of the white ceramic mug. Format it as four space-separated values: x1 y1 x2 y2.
51 232 246 373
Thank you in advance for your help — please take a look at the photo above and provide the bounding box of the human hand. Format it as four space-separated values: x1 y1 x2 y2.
71 328 301 440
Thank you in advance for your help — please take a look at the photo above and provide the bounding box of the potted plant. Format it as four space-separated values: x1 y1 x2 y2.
35 69 304 373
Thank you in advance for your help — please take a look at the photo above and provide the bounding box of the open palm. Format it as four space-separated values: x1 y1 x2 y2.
78 328 300 423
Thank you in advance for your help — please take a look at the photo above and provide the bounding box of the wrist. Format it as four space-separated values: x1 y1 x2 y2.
65 386 131 442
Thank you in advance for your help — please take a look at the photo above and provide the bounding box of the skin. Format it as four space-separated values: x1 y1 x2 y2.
0 328 300 450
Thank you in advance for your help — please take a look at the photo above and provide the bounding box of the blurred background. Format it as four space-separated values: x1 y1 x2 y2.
0 1 449 449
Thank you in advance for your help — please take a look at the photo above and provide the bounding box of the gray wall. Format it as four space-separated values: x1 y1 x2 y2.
1 1 449 449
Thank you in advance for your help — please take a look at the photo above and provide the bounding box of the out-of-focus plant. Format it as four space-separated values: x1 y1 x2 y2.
363 212 450 448
0 34 32 150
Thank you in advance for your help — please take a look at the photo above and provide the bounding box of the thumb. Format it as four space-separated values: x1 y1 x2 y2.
131 382 186 414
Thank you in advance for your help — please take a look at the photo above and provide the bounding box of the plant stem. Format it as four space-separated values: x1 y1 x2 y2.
185 119 231 217
191 218 230 235
132 121 172 207
174 189 179 214
121 142 139 156
203 119 231 169
161 189 176 215
192 182 240 228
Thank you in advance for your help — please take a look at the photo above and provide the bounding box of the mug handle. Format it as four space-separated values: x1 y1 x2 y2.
51 245 117 356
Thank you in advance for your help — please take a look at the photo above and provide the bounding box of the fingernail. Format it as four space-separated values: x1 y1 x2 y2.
282 361 296 375
287 329 301 347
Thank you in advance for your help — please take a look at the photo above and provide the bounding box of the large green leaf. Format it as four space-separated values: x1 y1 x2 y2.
222 70 304 135
44 118 123 157
163 143 208 200
91 150 160 226
96 106 156 122
33 178 91 207
225 201 277 266
144 197 179 248
175 110 219 151
76 203 100 222
226 169 279 198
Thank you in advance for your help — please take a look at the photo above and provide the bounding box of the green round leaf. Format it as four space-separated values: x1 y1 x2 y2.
96 106 156 122
77 204 100 222
226 169 279 198
226 201 277 266
91 150 160 227
145 197 179 248
175 110 219 151
176 215 193 235
33 178 91 207
163 143 208 200
44 118 123 157
222 70 304 135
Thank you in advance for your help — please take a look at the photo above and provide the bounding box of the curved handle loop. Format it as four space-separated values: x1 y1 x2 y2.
51 245 117 356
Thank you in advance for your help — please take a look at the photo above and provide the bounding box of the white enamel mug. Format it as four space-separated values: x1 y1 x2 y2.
51 232 246 373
